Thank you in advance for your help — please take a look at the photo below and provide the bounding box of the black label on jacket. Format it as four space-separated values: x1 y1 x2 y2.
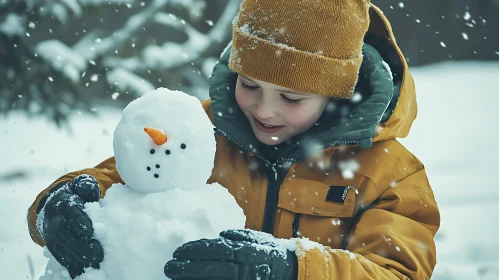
326 186 349 204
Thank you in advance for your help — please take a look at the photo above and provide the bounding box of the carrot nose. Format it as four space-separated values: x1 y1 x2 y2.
144 127 168 145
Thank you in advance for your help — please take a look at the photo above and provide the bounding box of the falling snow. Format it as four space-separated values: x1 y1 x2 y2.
351 92 362 103
338 159 359 180
463 11 471 21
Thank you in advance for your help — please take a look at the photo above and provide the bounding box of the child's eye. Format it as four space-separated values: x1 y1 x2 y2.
281 95 302 104
241 81 260 91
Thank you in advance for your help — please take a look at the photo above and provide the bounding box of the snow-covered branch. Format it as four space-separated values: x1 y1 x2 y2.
1 0 238 124
103 0 240 71
73 0 171 61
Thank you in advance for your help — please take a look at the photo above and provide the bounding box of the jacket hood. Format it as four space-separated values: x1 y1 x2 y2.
208 4 417 163
368 4 417 142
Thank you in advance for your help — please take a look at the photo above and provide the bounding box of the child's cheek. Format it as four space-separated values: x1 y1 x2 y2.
285 107 319 131
235 87 254 111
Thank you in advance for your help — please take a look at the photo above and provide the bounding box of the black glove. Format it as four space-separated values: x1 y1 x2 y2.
165 229 298 280
39 174 104 278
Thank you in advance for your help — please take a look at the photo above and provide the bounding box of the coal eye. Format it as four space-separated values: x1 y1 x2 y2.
181 143 186 149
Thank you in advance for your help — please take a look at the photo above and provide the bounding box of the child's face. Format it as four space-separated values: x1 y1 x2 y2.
235 74 329 145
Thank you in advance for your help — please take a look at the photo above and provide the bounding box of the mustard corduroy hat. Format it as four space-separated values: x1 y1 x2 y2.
228 0 371 98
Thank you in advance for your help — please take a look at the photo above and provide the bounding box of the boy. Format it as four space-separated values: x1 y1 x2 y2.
28 1 440 279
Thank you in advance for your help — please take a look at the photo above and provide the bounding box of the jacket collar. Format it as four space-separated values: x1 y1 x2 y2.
209 36 400 164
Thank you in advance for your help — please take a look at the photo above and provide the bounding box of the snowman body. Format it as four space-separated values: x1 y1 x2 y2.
40 89 246 280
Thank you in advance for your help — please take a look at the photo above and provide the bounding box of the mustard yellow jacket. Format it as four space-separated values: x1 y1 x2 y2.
28 5 439 280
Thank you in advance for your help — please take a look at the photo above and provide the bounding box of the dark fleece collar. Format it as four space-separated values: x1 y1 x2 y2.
209 34 400 164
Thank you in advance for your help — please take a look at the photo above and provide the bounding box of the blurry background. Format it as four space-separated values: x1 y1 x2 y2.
1 0 498 125
1 0 499 279
0 0 240 125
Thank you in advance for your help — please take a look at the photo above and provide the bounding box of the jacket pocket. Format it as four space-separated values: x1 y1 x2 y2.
276 179 357 247
278 179 356 217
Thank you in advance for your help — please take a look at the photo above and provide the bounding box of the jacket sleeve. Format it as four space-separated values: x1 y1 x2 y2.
27 157 123 246
295 168 440 280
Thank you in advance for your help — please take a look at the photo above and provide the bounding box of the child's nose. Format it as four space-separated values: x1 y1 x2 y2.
255 100 277 119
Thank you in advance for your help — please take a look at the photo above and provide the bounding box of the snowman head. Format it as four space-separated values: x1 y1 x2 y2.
113 88 216 193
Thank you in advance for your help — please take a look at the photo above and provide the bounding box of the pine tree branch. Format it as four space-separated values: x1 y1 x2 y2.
102 0 240 72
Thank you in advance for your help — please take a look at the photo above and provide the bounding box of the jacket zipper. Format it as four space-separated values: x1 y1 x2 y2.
261 139 361 234
216 128 364 235
261 163 289 233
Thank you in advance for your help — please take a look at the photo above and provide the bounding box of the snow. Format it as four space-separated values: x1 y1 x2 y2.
102 0 239 72
201 57 218 79
39 89 245 279
1 61 499 279
400 61 499 280
382 61 393 80
338 159 360 180
463 11 471 21
0 14 25 37
41 182 245 280
351 92 363 103
36 40 87 82
106 68 154 95
113 88 216 193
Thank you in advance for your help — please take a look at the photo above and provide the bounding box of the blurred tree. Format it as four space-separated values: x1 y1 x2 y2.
1 0 498 125
0 0 240 126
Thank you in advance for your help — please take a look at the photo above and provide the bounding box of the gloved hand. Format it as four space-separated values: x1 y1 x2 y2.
38 174 104 279
165 229 298 280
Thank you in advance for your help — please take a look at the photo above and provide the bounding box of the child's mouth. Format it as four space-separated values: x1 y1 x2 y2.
253 117 284 133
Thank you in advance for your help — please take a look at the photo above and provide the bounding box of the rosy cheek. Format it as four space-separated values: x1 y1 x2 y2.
235 86 254 111
284 106 320 130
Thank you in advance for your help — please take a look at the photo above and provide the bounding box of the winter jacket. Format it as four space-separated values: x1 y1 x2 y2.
28 4 439 280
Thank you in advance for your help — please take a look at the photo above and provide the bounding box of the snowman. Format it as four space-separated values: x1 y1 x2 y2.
40 88 246 280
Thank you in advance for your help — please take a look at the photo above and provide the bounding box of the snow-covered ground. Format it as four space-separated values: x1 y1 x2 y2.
1 61 498 279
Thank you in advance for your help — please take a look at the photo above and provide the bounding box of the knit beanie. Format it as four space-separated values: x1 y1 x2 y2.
228 0 371 98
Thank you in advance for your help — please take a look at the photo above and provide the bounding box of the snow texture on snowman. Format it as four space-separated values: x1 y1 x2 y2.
40 88 246 280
